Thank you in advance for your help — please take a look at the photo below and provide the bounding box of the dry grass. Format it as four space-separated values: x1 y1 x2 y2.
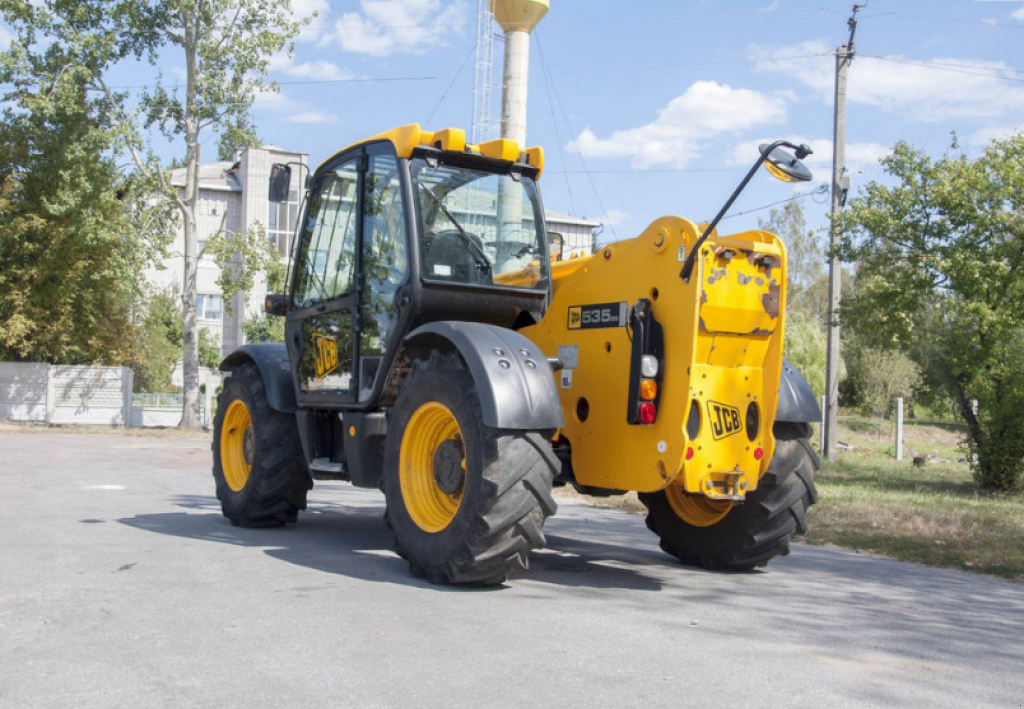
807 415 1024 581
555 415 1024 581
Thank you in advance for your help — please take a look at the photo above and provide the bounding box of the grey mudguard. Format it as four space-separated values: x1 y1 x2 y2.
405 321 563 430
220 344 297 414
775 358 822 423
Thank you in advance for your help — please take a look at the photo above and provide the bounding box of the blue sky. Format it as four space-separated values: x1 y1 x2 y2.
4 0 1024 243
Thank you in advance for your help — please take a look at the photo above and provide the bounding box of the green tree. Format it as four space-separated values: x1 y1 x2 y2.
132 290 221 392
838 135 1024 490
759 201 828 322
1 0 309 427
844 346 922 418
0 25 170 364
758 201 841 399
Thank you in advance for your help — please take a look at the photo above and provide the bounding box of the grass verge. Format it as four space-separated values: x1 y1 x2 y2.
807 415 1023 581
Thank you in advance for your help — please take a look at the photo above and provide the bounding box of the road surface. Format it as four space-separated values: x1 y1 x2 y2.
2 430 1022 708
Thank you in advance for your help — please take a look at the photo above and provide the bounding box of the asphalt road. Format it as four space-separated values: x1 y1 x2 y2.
2 429 1023 709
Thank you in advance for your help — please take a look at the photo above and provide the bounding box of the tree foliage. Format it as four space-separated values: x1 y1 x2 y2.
132 290 221 392
838 135 1024 490
758 201 840 399
1 0 307 426
0 19 170 364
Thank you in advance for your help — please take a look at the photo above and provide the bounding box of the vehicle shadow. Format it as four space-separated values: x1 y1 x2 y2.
118 492 683 593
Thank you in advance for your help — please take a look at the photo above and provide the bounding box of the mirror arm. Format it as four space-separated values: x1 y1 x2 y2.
679 139 796 283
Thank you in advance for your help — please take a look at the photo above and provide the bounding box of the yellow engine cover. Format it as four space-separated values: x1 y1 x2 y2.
521 217 788 498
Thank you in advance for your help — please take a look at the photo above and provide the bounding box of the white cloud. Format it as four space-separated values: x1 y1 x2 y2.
327 0 468 57
1013 5 1024 21
968 125 1024 148
751 40 1024 122
269 52 356 82
600 209 629 227
570 81 787 169
291 0 330 42
286 111 338 124
729 137 891 177
252 86 293 110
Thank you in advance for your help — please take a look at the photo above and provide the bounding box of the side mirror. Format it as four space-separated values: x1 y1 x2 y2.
269 163 292 203
759 143 813 183
265 294 288 316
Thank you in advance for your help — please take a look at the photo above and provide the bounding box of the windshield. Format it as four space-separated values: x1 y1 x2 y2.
410 157 548 290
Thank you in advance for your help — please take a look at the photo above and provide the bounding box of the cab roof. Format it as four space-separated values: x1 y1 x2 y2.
317 124 545 179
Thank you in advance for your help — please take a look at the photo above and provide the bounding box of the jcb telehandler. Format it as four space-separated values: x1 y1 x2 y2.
213 124 820 584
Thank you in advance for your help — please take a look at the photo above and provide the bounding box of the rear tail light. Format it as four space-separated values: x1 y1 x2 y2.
640 379 657 400
638 402 657 424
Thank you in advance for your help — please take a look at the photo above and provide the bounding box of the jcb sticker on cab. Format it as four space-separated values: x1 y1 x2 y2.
313 333 340 379
567 302 628 330
707 400 742 440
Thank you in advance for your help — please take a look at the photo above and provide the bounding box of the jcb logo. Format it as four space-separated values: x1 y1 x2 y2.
568 307 582 328
707 401 742 440
313 333 339 379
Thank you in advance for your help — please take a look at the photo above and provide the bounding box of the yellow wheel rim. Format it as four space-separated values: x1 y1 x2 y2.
665 485 733 527
399 402 465 533
220 400 253 492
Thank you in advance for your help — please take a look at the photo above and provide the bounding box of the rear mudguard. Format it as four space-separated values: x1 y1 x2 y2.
402 321 563 431
776 359 821 423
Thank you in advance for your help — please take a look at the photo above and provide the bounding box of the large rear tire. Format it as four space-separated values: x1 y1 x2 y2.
383 352 558 585
212 363 312 527
639 422 818 570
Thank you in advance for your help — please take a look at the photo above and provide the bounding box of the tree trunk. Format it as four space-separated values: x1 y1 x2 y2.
180 204 202 428
179 12 203 429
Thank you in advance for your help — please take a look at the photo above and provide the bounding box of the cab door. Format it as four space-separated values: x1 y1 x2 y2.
287 154 362 404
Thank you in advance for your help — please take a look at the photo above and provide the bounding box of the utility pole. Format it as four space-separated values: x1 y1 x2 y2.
823 4 860 461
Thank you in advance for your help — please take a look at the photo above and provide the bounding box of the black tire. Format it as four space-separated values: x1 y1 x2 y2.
639 422 818 570
383 352 558 585
212 363 312 527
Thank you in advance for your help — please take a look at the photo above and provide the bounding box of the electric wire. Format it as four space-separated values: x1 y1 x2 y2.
719 185 830 223
534 31 617 241
534 33 576 218
423 45 474 127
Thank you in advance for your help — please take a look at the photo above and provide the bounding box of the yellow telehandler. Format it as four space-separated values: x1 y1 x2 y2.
213 125 820 584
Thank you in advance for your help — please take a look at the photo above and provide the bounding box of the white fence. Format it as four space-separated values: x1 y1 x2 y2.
0 362 215 428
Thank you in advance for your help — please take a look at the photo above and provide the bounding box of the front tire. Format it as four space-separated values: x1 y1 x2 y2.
212 363 311 527
383 353 558 585
639 422 818 570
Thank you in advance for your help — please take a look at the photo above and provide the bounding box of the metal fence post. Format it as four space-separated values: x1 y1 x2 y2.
895 397 904 461
123 368 135 428
820 395 827 451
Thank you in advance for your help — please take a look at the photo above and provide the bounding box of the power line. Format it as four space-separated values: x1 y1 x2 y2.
534 31 617 241
535 34 576 217
865 9 1024 30
423 45 474 126
860 54 1024 82
719 184 830 222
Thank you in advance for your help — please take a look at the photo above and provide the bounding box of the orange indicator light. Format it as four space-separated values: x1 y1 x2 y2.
640 379 657 400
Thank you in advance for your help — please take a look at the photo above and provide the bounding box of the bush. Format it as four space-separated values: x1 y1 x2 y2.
847 347 922 418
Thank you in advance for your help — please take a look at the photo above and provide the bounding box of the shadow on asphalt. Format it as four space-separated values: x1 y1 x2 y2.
117 493 696 593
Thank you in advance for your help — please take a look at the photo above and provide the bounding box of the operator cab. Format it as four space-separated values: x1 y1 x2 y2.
270 125 550 411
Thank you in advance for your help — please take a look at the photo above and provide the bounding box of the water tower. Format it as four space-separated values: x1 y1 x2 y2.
490 0 549 145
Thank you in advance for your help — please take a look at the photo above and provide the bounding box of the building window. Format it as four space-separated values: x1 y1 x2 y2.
196 294 223 321
269 190 300 256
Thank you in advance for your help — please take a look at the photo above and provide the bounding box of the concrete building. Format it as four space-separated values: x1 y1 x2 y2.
145 145 306 357
147 146 598 360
